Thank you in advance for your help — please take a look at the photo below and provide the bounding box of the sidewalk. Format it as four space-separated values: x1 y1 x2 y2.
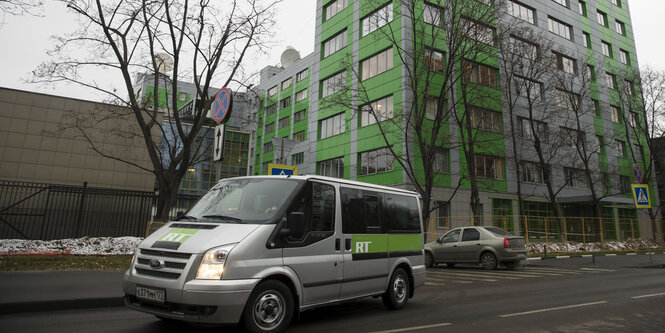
0 270 125 315
1 254 664 315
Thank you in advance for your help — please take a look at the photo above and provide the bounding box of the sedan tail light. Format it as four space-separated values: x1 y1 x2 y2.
503 238 511 248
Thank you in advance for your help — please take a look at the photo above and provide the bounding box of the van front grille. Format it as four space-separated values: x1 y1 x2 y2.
134 248 193 280
135 268 181 280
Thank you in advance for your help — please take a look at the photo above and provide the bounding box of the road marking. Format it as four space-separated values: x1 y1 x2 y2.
425 282 446 286
580 268 616 272
369 322 452 333
631 292 665 299
427 271 498 282
526 268 583 275
499 301 607 318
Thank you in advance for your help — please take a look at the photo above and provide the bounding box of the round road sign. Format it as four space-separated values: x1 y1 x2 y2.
213 87 233 123
633 164 643 183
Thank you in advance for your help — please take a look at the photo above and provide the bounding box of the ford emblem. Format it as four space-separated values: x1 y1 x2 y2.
149 259 162 268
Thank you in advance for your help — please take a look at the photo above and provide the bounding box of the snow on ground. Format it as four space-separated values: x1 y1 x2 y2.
0 236 660 256
0 237 143 255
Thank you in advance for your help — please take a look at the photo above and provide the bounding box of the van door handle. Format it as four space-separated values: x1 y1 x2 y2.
335 239 340 251
345 239 351 251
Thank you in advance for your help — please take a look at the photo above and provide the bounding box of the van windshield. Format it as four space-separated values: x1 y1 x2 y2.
185 178 301 224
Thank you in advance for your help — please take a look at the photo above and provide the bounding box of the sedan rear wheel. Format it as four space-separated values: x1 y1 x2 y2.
480 252 497 270
425 252 433 268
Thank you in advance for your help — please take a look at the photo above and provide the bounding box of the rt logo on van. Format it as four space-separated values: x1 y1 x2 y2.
355 241 372 253
159 228 198 243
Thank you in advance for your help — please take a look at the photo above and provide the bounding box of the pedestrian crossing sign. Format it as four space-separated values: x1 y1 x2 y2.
631 184 651 208
268 163 297 176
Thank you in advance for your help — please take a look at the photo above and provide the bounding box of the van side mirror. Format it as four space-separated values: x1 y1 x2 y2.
281 212 305 239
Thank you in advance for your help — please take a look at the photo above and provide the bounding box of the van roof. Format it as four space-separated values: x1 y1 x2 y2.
217 175 419 197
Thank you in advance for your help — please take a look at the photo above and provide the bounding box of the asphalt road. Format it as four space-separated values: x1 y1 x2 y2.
1 262 664 332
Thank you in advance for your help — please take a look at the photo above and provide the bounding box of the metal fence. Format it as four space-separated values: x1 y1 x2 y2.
425 215 665 252
0 180 201 240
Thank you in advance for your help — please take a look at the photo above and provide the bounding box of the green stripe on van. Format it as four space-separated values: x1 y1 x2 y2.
388 234 422 252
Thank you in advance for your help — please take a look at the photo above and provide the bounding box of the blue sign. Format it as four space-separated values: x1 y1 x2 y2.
268 163 297 176
631 184 651 209
212 87 233 123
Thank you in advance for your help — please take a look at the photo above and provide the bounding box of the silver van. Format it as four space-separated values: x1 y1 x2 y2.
123 175 425 332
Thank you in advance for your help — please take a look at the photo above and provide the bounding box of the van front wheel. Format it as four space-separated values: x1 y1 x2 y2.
382 268 409 310
242 280 293 333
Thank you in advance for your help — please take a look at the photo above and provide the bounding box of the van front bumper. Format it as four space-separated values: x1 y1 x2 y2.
123 272 259 324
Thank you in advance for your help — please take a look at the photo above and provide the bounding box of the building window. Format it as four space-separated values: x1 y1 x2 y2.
585 64 596 82
425 48 444 72
583 31 591 48
295 89 307 102
616 140 626 158
462 60 499 88
293 110 306 123
263 141 273 153
611 0 621 8
606 72 617 90
509 36 538 60
555 89 580 110
610 105 621 123
424 2 443 26
278 117 290 129
293 131 306 143
267 85 277 97
514 76 543 99
578 1 587 16
317 157 344 178
508 1 535 24
520 161 545 184
425 95 438 120
623 80 634 96
562 127 584 150
281 78 292 90
321 71 346 98
596 135 605 154
362 2 393 37
615 20 625 35
634 144 644 161
360 95 394 127
280 96 291 109
564 168 589 189
628 112 638 127
548 17 572 40
474 154 505 180
592 98 601 116
461 17 495 45
361 48 393 80
552 0 567 8
292 152 304 165
323 29 347 58
470 106 502 133
619 49 630 65
518 117 547 141
434 148 449 173
358 147 394 176
596 10 608 27
554 52 577 74
325 0 348 21
619 175 630 193
296 68 308 82
265 103 277 115
264 122 275 134
319 113 345 139
601 41 613 57
261 162 269 174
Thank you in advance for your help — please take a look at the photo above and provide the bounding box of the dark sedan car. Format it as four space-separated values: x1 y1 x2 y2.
424 226 527 270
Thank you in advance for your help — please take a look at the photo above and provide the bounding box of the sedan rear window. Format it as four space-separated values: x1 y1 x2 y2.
484 227 512 237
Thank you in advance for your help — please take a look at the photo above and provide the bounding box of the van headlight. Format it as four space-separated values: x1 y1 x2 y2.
196 244 236 280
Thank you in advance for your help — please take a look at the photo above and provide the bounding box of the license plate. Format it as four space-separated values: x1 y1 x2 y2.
136 286 165 303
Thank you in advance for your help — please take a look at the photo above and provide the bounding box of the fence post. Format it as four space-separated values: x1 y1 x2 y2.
545 217 549 252
563 217 568 253
631 219 636 251
582 218 587 251
524 216 529 243
40 186 52 240
74 181 87 238
599 217 605 251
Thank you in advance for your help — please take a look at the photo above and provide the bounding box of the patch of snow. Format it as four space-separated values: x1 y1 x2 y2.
527 239 660 254
0 236 143 255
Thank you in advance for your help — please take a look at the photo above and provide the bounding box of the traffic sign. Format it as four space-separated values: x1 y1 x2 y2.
633 164 643 183
268 163 297 176
213 125 225 161
212 87 233 123
631 184 651 209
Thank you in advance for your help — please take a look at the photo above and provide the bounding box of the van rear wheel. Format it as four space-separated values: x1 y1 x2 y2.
382 268 409 310
242 280 293 333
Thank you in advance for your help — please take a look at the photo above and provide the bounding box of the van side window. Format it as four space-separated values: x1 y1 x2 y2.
282 181 335 246
384 194 421 233
341 187 382 234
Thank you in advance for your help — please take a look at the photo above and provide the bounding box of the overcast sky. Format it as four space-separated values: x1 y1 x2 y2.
0 0 662 102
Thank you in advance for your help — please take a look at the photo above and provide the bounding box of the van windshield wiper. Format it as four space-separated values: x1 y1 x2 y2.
202 215 244 223
176 215 197 221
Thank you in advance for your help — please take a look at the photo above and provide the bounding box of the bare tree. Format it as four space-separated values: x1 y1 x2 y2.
31 0 279 220
0 0 42 22
322 0 509 230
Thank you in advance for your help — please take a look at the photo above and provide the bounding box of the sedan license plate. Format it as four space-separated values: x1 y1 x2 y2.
136 286 165 303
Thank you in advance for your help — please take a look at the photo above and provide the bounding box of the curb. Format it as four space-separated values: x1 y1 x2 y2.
0 297 124 315
527 252 665 260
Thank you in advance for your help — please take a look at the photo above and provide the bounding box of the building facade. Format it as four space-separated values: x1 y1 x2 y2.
251 0 660 240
